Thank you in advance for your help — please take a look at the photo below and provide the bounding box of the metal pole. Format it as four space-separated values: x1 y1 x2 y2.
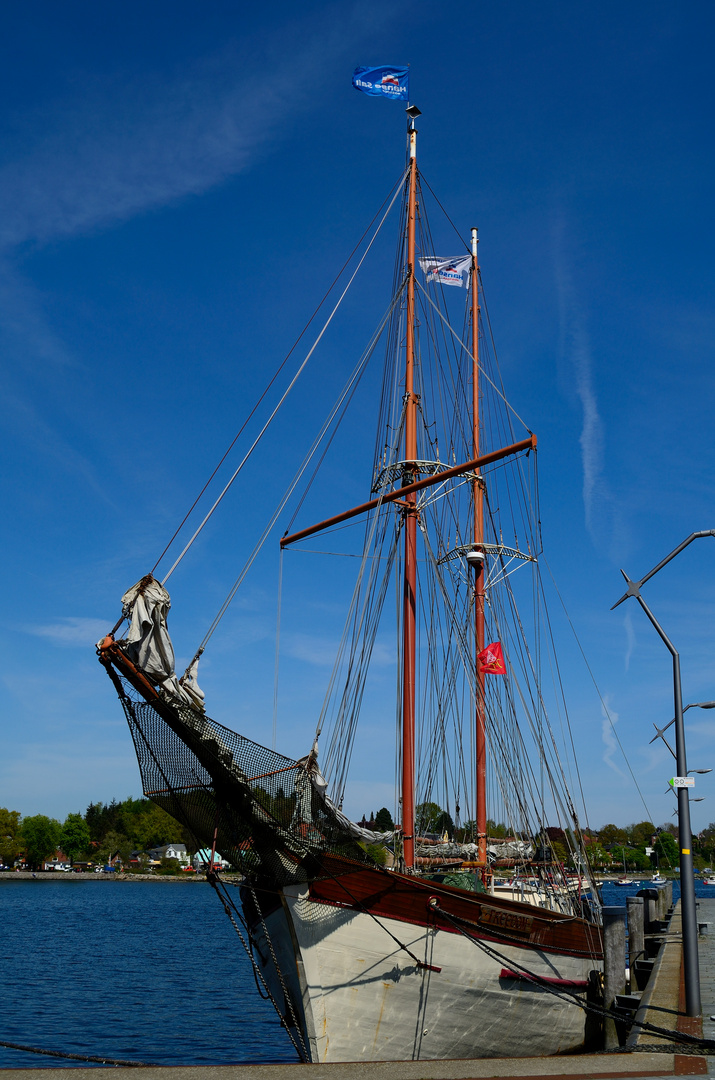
671 649 701 1016
612 536 709 1017
631 596 699 1014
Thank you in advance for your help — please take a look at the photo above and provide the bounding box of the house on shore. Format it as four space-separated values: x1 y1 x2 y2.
193 848 229 871
146 843 190 867
43 850 70 871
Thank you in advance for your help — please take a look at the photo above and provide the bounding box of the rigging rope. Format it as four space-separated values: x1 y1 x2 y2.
150 167 409 580
192 281 407 659
159 172 409 588
415 278 534 436
206 874 308 1061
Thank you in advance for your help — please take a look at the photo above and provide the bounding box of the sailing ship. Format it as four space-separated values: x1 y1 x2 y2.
98 109 603 1062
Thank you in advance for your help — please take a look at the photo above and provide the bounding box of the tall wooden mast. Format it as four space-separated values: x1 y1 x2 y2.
471 227 488 868
401 119 418 871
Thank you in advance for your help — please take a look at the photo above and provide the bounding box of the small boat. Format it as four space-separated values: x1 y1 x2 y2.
650 873 667 886
702 876 715 886
615 877 639 887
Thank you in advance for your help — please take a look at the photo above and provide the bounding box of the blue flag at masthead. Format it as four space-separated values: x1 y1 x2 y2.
352 66 409 101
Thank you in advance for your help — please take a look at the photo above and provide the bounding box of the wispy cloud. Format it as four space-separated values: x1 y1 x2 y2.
25 617 112 646
553 219 627 559
0 3 407 480
601 697 629 780
623 609 636 671
284 632 394 668
0 5 403 257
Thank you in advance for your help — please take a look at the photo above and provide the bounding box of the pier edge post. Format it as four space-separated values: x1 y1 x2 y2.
603 905 627 1049
626 895 645 974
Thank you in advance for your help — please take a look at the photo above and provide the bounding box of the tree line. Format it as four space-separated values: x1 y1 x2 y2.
5 796 715 872
0 798 193 870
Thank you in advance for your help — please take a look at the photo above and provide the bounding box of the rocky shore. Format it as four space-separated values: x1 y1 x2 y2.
0 870 244 882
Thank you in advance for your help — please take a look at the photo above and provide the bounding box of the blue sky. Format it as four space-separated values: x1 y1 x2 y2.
2 1 715 837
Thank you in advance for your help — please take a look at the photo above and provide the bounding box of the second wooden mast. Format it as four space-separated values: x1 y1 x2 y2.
471 227 488 870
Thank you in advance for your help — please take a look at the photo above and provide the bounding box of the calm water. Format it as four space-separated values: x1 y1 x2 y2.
600 877 715 907
3 876 713 1070
0 878 297 1069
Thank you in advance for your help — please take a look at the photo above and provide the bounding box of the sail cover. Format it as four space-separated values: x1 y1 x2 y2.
120 575 203 711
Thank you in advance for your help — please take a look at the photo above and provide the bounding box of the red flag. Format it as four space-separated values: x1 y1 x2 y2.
478 641 506 675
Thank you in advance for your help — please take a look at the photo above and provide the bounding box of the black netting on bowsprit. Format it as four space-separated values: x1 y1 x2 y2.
112 674 370 884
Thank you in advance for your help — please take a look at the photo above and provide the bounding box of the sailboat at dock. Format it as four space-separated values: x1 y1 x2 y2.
98 108 603 1062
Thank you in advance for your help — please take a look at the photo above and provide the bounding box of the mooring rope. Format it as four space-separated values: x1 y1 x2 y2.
0 1039 149 1066
207 872 309 1062
429 899 715 1053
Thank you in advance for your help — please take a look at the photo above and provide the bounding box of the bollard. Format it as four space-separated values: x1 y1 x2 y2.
656 886 666 921
638 887 659 950
626 896 645 970
659 884 670 920
603 906 627 1049
665 880 673 913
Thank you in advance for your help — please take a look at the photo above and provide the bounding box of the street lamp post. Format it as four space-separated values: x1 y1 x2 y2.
651 701 715 759
612 530 715 1018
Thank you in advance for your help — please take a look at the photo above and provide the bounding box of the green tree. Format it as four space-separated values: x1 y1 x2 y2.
158 857 181 875
60 813 91 863
0 808 23 865
374 807 394 831
364 843 387 866
551 840 569 865
133 804 181 849
434 811 455 839
613 844 650 872
97 830 133 866
626 821 656 848
587 843 608 869
87 799 127 843
598 824 628 848
116 797 181 849
22 815 61 868
655 830 678 868
415 801 443 834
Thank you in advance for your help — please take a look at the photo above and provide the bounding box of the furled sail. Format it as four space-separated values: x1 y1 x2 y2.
118 574 205 711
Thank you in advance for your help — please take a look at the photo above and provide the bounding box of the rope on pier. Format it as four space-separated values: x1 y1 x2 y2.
605 1042 715 1056
0 1039 149 1066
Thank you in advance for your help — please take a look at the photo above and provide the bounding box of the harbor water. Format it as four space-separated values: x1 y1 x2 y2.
0 878 297 1069
1 876 712 1069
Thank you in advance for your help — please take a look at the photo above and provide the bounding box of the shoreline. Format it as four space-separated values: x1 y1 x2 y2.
0 870 244 882
1 870 679 884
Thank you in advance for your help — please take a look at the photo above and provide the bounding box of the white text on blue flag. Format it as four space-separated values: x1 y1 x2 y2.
352 66 409 101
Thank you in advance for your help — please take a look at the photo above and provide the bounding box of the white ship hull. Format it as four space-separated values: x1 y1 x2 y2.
247 880 600 1062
